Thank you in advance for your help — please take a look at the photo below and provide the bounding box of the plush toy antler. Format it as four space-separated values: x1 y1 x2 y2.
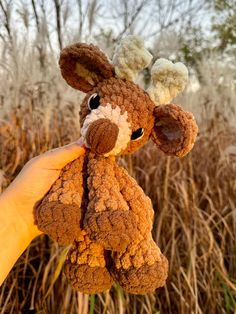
113 35 153 81
147 58 188 105
34 36 198 294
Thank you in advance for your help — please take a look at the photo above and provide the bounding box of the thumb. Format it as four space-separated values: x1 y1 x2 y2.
38 141 86 169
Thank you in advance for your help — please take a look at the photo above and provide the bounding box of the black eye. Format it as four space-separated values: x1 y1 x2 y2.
131 128 144 141
88 93 100 110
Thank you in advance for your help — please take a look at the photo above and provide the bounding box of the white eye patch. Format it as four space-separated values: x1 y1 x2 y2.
80 103 131 156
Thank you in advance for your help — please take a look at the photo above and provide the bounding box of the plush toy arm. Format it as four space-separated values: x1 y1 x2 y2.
114 164 154 234
35 156 85 245
83 156 139 252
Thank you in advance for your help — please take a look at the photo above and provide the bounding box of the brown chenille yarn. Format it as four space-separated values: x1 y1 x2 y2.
35 38 198 295
152 104 198 157
59 43 114 92
86 119 119 154
79 77 155 155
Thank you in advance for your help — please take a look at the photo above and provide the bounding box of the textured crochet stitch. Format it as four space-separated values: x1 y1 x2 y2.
34 36 198 294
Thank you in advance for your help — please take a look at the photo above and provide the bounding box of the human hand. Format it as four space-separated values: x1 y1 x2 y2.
1 141 86 239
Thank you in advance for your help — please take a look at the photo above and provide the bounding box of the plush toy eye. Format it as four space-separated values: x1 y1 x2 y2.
88 93 100 110
131 128 144 141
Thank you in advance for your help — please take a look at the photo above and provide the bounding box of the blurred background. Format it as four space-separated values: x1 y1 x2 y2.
0 0 235 313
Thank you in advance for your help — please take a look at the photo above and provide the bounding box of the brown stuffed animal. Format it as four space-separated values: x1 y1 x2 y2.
34 36 198 294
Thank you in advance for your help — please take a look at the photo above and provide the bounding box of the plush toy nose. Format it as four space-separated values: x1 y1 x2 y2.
86 118 119 155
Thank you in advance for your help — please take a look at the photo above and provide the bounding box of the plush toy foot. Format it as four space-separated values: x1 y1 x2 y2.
84 210 139 251
112 255 168 294
64 262 113 294
35 202 81 245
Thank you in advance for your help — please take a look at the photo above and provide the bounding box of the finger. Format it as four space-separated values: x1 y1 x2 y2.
38 141 86 169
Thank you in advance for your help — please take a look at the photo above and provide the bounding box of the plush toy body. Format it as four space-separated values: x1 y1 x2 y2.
35 37 198 294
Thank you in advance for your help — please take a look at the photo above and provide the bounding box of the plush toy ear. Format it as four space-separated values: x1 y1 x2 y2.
151 104 198 157
59 43 115 92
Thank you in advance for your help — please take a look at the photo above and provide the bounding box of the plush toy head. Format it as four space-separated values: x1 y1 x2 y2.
59 36 198 157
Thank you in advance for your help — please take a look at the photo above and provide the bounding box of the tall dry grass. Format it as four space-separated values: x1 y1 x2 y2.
0 63 235 313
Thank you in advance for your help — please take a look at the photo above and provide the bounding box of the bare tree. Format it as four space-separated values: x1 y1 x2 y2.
77 0 83 39
31 0 39 32
31 0 47 69
53 0 63 49
117 0 149 40
0 0 13 44
39 0 53 54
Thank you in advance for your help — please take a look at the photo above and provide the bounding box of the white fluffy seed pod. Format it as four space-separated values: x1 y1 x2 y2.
113 35 153 81
147 58 188 105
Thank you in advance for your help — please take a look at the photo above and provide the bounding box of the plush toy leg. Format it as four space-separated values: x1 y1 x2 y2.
84 209 139 252
112 165 168 293
64 231 113 294
111 236 168 294
34 157 85 245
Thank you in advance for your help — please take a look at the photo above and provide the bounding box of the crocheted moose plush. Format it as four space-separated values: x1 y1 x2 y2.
35 36 198 294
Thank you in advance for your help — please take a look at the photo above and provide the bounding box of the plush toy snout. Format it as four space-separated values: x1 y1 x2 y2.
86 118 119 155
80 101 132 156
